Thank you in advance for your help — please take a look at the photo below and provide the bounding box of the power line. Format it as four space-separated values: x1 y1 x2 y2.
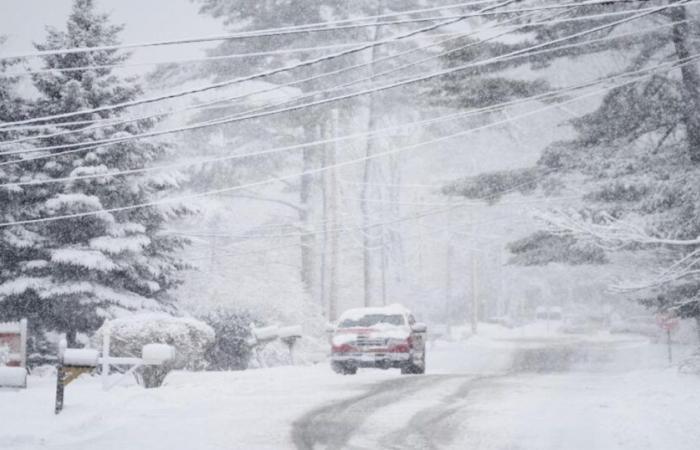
0 51 685 180
5 2 652 81
0 51 692 179
0 0 659 129
0 0 642 62
1 3 528 146
2 7 688 158
0 3 667 138
0 57 688 228
0 0 515 129
1 32 477 79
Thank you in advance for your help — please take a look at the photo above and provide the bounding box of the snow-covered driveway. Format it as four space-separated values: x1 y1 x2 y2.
2 331 700 450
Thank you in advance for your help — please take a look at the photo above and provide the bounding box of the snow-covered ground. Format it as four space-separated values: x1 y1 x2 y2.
2 324 699 450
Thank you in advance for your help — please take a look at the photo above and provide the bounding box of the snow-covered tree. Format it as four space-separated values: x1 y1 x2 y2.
158 0 471 313
0 0 191 346
436 2 700 326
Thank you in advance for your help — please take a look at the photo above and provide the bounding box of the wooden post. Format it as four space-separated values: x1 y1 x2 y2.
102 321 111 390
328 109 340 321
55 364 65 415
471 254 479 335
19 318 27 369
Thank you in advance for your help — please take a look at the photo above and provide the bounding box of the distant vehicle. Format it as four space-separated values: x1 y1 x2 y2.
535 306 563 321
559 315 596 334
485 316 516 328
328 304 427 375
610 315 661 341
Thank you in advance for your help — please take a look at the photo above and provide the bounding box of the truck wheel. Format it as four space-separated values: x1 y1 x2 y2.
332 362 357 375
401 363 417 375
414 354 426 374
400 358 425 375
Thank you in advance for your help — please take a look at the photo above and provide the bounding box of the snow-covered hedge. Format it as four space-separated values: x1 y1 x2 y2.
94 314 215 387
200 310 255 371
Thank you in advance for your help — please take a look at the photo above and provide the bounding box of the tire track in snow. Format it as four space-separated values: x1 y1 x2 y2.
377 376 496 450
291 374 462 450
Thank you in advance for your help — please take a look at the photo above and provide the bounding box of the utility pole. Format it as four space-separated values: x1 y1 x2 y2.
327 109 340 321
380 229 388 306
445 196 454 336
471 253 479 335
361 0 385 308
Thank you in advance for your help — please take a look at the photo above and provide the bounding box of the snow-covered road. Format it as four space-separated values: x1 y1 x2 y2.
2 328 700 450
293 335 700 450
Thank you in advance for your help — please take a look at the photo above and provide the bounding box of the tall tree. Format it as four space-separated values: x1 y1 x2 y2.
0 0 191 346
436 1 700 326
168 0 434 310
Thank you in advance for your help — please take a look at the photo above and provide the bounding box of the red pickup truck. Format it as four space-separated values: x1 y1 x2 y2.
329 304 427 375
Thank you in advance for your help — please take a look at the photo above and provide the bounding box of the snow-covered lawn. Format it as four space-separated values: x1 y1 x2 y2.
459 369 700 450
2 325 699 450
0 365 399 450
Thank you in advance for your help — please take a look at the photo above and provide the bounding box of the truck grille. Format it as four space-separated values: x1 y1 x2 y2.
355 336 387 348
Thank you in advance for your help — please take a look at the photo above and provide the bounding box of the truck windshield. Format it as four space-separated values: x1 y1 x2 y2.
339 314 405 328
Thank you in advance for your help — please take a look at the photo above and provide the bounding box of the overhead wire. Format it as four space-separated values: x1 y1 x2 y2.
1 8 690 159
0 0 519 128
0 52 694 228
0 1 529 146
0 0 667 129
0 0 644 62
0 51 694 181
0 3 673 138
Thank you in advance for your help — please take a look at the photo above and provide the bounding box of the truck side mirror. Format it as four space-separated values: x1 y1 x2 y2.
412 323 427 333
325 322 336 333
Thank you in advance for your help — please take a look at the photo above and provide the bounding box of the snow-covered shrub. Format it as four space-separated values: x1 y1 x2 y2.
200 310 255 371
679 350 700 376
94 314 215 387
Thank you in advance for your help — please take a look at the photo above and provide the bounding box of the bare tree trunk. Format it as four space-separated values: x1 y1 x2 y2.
321 112 341 319
669 6 700 162
299 125 318 295
328 110 340 320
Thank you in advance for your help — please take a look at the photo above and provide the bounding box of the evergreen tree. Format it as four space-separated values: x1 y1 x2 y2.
0 0 191 346
435 1 700 324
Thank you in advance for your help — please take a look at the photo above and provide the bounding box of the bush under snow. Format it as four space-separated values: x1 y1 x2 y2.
94 314 215 387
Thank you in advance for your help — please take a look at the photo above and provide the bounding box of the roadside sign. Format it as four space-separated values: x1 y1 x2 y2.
655 313 679 365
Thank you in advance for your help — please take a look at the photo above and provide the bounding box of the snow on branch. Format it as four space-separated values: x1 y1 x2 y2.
534 209 700 249
533 208 700 292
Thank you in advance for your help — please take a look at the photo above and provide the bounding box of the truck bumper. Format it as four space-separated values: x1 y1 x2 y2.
331 352 411 369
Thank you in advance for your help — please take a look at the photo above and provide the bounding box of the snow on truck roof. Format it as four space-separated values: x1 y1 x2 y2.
339 304 411 321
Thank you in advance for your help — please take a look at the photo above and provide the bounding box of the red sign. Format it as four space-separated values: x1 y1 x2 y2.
656 314 679 332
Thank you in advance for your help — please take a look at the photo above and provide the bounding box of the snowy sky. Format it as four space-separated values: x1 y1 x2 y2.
0 0 226 68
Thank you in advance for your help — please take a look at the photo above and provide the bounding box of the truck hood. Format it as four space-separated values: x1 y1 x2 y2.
332 326 410 345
